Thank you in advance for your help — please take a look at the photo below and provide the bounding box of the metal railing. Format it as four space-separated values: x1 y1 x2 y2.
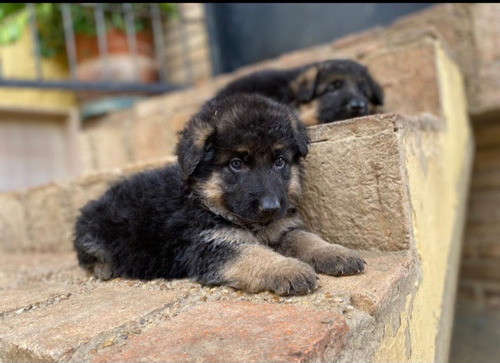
0 3 197 94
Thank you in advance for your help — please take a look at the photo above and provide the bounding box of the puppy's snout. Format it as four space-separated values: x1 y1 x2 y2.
258 196 281 215
347 99 366 113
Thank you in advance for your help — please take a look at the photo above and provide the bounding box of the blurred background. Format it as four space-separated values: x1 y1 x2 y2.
0 4 498 362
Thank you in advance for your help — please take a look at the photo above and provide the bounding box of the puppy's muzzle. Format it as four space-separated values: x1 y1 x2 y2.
258 195 281 217
346 99 367 115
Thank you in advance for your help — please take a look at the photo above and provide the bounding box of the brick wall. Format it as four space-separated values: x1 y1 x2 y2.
458 120 500 308
162 3 213 85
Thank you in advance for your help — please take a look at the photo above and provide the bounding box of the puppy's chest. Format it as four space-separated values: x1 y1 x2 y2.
251 214 303 246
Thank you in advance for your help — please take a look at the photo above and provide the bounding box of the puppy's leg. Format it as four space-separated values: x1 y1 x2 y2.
221 244 318 296
192 229 318 295
275 229 366 276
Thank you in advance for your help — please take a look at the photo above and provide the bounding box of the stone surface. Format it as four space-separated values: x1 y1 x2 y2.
92 301 349 363
0 157 175 253
363 37 442 118
319 252 415 315
301 114 411 252
0 253 80 288
0 192 29 253
0 284 178 362
23 183 73 253
0 282 77 315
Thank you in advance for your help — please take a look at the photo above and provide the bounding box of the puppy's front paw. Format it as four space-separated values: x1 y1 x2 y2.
265 258 319 296
312 246 366 276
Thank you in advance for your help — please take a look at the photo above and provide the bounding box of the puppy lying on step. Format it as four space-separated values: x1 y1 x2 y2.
74 94 366 296
216 59 384 125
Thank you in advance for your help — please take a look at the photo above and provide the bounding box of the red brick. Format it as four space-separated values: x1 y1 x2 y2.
468 190 500 223
460 262 500 282
471 170 500 190
473 123 500 149
464 221 500 245
477 243 500 259
92 301 349 362
473 148 500 172
0 284 179 362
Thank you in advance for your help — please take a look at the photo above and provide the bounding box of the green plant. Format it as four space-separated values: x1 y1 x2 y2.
0 3 178 58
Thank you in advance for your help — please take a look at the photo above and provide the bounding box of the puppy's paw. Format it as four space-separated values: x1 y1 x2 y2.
93 262 115 281
265 258 319 296
312 246 366 276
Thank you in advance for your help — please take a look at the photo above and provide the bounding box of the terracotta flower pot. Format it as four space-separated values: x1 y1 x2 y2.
74 28 159 84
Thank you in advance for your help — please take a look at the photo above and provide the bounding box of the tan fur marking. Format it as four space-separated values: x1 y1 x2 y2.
193 124 214 150
255 213 303 246
288 165 303 204
221 244 317 294
199 172 224 207
200 228 255 246
273 143 285 152
196 173 247 226
290 66 319 95
298 99 320 126
281 230 337 260
279 229 365 276
236 146 250 154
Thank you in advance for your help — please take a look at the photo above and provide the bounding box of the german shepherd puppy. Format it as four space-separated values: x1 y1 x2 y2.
216 59 384 125
74 94 366 296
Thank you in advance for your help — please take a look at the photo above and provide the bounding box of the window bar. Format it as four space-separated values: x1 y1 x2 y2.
123 3 140 82
27 3 43 81
151 3 167 83
94 4 110 81
178 8 194 85
61 4 78 80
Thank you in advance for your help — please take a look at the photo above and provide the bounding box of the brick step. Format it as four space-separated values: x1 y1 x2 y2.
0 250 415 362
0 36 473 361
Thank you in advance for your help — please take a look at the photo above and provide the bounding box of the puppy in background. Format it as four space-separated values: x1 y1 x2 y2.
216 59 384 125
74 94 366 296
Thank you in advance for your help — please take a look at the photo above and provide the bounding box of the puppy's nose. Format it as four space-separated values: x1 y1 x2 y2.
347 99 366 113
258 196 281 214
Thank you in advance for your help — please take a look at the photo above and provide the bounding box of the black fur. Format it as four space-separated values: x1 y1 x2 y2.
216 59 384 123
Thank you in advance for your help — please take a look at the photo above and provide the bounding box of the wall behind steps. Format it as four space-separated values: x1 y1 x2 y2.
0 25 77 109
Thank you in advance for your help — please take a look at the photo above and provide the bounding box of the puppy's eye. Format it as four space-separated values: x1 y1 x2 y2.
274 156 286 169
230 158 243 171
327 80 343 91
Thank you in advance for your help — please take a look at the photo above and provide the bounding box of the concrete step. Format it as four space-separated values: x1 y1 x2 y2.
0 36 473 362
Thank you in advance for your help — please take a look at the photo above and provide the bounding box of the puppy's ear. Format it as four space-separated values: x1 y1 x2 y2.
291 115 310 158
366 73 384 106
291 65 321 102
175 115 215 178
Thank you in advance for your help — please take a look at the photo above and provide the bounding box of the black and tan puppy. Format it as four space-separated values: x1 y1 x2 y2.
74 94 365 296
216 59 384 125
